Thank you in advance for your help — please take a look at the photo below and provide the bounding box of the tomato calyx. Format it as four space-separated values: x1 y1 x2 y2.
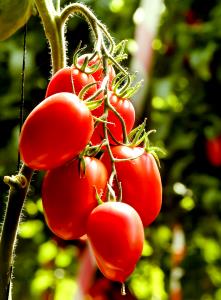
73 44 102 74
111 72 143 99
84 76 109 110
112 40 128 63
123 119 166 167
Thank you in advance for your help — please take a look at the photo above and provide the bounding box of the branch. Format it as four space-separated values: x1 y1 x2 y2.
0 165 33 300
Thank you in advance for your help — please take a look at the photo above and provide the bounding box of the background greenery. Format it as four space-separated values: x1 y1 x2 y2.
0 0 221 299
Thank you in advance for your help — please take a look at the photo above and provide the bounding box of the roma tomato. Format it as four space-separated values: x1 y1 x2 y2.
19 92 94 170
206 136 221 166
91 91 135 145
101 146 162 226
87 202 144 283
45 66 97 99
77 53 115 88
42 157 108 240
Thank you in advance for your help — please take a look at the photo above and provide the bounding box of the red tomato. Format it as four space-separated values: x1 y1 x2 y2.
45 66 97 99
101 146 162 226
91 91 135 145
87 202 144 283
42 157 108 240
206 136 221 166
88 277 111 299
77 53 115 88
19 92 94 170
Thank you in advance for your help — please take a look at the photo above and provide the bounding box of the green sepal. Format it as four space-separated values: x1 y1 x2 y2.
128 119 147 145
72 44 101 74
95 187 104 205
85 98 103 111
78 81 98 100
111 71 143 99
113 40 128 63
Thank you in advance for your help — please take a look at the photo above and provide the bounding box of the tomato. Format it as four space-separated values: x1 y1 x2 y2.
45 66 97 99
19 92 94 170
101 146 162 226
88 277 111 300
91 91 135 145
42 157 108 240
206 136 221 166
87 202 144 283
77 53 115 88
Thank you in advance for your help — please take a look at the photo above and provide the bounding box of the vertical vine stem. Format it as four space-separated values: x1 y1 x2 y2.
0 166 33 300
0 0 66 298
34 0 66 73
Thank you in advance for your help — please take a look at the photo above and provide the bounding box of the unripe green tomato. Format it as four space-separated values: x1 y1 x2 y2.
0 0 33 41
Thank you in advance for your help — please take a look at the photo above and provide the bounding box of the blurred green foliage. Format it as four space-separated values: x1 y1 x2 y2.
0 0 221 299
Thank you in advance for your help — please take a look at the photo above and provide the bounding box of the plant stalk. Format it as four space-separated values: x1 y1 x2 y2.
34 0 66 73
0 0 67 298
0 165 33 300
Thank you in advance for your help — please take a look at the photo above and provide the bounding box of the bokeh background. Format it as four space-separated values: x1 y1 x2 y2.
0 0 221 299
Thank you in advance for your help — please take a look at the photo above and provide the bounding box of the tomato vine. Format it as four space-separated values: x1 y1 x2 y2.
0 1 163 299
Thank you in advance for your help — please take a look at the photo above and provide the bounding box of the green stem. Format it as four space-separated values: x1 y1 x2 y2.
35 0 66 73
0 165 33 300
60 3 115 52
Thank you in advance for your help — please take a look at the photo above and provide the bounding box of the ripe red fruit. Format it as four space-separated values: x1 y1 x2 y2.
42 157 108 240
101 146 162 226
206 136 221 166
87 201 144 283
19 92 94 170
45 66 97 99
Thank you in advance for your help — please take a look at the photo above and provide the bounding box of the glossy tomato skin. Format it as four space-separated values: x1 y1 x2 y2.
91 91 135 145
87 202 144 283
19 92 94 170
42 157 108 240
77 53 115 88
45 66 97 99
206 136 221 166
101 146 162 227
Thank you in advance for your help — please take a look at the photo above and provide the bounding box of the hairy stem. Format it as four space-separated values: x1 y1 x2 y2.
0 0 67 298
60 2 115 53
0 166 33 300
35 0 66 73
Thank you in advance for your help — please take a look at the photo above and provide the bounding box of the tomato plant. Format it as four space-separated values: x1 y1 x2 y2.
87 201 144 283
206 136 221 166
91 90 135 145
101 145 162 226
42 156 108 240
19 92 94 170
0 1 165 297
45 66 97 99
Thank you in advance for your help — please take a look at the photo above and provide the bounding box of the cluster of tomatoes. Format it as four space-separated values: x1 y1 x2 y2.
19 51 162 285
